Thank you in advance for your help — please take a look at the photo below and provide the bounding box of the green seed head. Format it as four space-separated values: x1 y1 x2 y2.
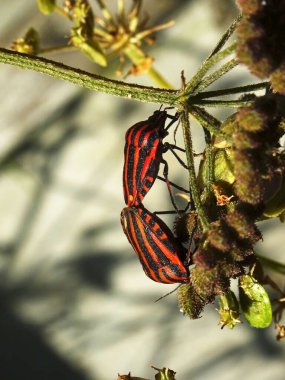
177 283 205 320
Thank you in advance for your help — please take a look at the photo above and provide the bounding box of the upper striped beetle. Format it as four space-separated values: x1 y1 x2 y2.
123 109 188 209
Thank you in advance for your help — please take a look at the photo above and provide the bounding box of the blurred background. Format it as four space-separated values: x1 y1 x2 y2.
0 0 284 379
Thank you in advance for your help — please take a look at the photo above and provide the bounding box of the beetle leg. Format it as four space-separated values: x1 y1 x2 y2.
161 158 181 214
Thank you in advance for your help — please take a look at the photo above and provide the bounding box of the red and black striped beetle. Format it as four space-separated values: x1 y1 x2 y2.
120 206 189 284
123 110 181 207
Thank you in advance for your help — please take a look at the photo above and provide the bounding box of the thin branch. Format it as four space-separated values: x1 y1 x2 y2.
192 98 255 108
203 128 214 200
184 43 236 95
207 14 242 59
194 58 238 93
0 48 179 104
180 108 209 231
193 82 269 99
189 105 225 138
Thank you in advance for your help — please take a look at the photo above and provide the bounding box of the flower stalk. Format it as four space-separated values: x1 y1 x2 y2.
0 47 178 104
180 108 209 231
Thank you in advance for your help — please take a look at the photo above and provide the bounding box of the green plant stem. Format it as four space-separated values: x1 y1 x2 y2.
0 48 178 104
203 128 214 199
193 82 269 99
192 98 255 108
194 58 238 93
189 106 225 138
184 42 236 95
208 14 242 59
256 254 285 276
180 108 209 231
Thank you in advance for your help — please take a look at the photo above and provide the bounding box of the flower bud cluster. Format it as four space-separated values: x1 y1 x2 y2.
236 0 285 94
231 95 284 205
69 0 107 66
11 28 40 55
190 205 260 305
184 94 285 313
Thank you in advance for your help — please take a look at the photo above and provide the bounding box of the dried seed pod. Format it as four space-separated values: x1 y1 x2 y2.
207 221 232 253
237 105 269 133
230 245 254 262
271 63 285 95
193 248 221 269
220 113 239 137
224 210 262 244
236 1 285 92
191 262 231 302
177 283 205 319
236 0 263 15
233 149 265 205
173 211 197 243
233 131 263 150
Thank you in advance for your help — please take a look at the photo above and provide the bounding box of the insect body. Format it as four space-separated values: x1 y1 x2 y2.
123 110 177 207
121 206 189 284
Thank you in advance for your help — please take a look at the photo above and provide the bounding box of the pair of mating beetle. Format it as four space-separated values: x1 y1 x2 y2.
120 110 190 284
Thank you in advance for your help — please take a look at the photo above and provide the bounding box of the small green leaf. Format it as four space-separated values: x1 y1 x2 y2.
218 291 241 329
36 0 56 15
117 373 149 380
152 367 176 380
198 149 235 187
214 149 235 184
12 28 40 55
70 28 107 67
239 275 272 328
79 40 107 67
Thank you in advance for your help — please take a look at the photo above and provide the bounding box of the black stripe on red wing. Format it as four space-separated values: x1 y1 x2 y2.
121 208 160 282
124 207 189 284
123 111 171 207
122 207 174 283
136 208 189 280
123 144 161 206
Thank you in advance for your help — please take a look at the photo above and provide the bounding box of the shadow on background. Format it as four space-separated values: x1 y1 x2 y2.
0 294 89 380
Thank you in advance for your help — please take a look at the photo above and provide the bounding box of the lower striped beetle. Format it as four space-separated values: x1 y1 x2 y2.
120 206 189 284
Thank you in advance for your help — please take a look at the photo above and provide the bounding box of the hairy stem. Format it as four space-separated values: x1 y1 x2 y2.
0 48 178 104
180 108 209 231
203 128 214 200
184 43 236 95
189 105 225 138
193 82 269 99
192 98 255 108
208 14 242 59
194 58 238 93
